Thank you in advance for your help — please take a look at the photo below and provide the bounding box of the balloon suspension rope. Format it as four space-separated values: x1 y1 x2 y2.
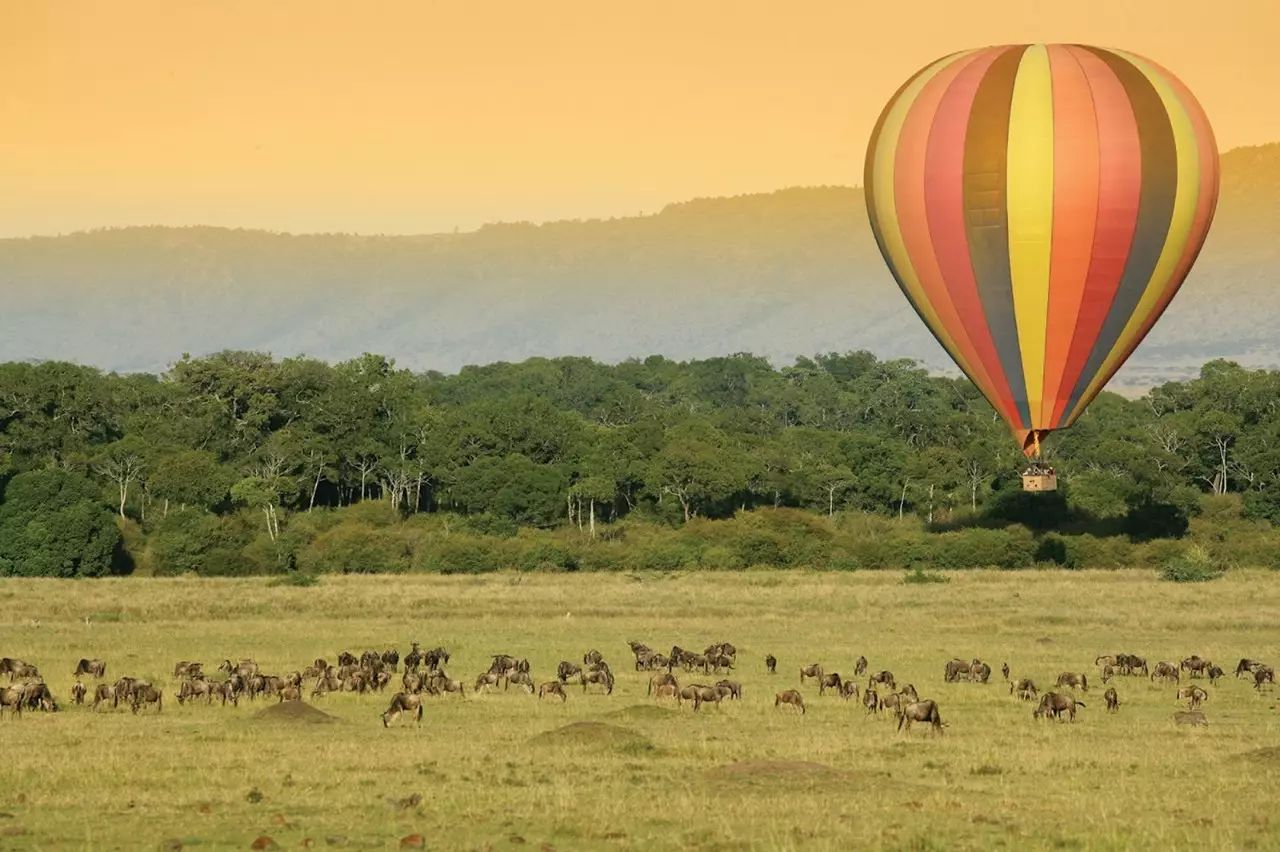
1032 431 1042 460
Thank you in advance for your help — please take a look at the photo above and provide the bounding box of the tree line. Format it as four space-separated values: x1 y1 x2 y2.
1 351 1278 577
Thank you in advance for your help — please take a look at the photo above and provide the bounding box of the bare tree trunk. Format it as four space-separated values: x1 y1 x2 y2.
898 480 909 520
309 466 323 512
589 498 595 539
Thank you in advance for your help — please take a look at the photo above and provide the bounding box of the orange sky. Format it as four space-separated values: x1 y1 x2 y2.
3 1 1277 237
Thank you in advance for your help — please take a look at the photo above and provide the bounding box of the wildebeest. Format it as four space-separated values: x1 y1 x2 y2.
840 680 860 701
716 679 742 700
1010 678 1038 702
969 661 992 684
583 649 603 666
1150 661 1180 684
1180 656 1211 678
1254 665 1275 691
381 649 399 671
854 655 868 676
0 658 32 681
1056 672 1088 691
1101 664 1117 684
899 683 919 703
404 643 423 672
173 661 202 679
799 663 823 685
382 692 423 726
71 681 87 705
1177 685 1209 709
74 658 107 679
474 672 503 693
278 685 302 702
897 700 944 735
765 654 777 674
775 689 805 714
653 683 678 701
869 670 896 691
648 672 678 696
538 681 567 702
506 671 535 694
0 686 23 717
91 684 116 711
1236 658 1264 678
818 672 843 696
1095 655 1118 669
9 663 39 681
20 681 56 712
428 675 466 698
863 687 879 716
677 684 715 710
582 670 614 694
1034 692 1084 722
177 678 216 705
1001 662 1010 682
423 647 450 671
220 659 258 679
1207 664 1225 685
131 685 163 714
878 691 905 715
944 659 971 683
1104 687 1120 712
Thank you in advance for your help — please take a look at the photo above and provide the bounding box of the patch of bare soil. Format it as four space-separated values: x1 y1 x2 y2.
608 704 676 721
706 760 848 787
528 721 652 752
253 700 338 724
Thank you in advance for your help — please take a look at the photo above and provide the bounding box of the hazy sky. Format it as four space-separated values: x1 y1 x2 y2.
4 1 1277 237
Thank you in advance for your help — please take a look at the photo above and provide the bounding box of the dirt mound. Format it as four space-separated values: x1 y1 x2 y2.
252 700 338 724
528 721 653 752
608 704 676 721
707 760 848 786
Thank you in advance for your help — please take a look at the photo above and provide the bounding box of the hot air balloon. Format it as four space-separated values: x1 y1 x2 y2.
864 44 1218 490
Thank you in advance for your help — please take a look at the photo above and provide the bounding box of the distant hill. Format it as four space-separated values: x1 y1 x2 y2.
2 144 1277 389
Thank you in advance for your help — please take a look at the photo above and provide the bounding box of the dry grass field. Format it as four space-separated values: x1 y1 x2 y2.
1 569 1278 851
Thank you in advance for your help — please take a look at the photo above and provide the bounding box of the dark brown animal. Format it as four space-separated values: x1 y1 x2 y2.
854 655 868 676
91 684 115 711
648 672 678 696
1180 656 1211 678
1001 662 1010 682
1150 661 1180 683
775 689 805 714
131 685 163 714
582 670 614 694
840 680 860 701
1034 691 1084 722
1207 664 1225 685
71 681 87 705
382 692 423 726
506 671 535 693
897 699 945 734
818 672 843 696
715 679 742 700
1177 685 1208 709
1010 678 1038 702
1056 672 1088 691
969 661 992 684
799 663 823 685
558 661 582 682
869 670 896 691
765 654 777 674
0 686 23 717
74 658 107 679
863 687 879 716
1236 658 1263 678
1254 665 1275 691
944 659 970 683
278 685 302 702
1104 687 1120 712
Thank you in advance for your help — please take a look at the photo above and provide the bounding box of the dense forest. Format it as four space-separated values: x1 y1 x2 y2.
1 351 1278 578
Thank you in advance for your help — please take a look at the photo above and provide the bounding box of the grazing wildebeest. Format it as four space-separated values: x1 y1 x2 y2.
1034 692 1084 722
799 663 823 685
1001 662 1010 682
765 654 777 675
840 680 860 701
1120 654 1148 676
74 659 107 679
897 700 945 735
854 656 868 677
538 682 567 702
382 692 423 726
1181 656 1211 678
1101 664 1117 684
716 679 742 700
648 672 678 696
131 685 163 714
1254 665 1275 691
869 670 896 691
775 690 805 714
112 677 140 706
1236 658 1264 679
91 684 116 711
1177 685 1209 709
20 681 55 712
506 671 535 694
71 681 87 705
1207 665 1225 685
10 663 39 681
1151 662 1180 684
1056 672 1088 691
970 661 992 684
582 670 614 694
1104 687 1120 712
1010 678 1038 702
818 673 843 696
944 659 971 683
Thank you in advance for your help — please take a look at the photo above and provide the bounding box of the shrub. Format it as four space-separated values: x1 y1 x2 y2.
298 522 411 574
1160 545 1224 583
903 567 949 585
267 571 320 588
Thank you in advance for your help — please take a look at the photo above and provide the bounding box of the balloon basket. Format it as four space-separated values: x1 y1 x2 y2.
1021 464 1058 493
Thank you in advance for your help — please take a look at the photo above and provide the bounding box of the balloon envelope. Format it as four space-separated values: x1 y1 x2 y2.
864 44 1218 455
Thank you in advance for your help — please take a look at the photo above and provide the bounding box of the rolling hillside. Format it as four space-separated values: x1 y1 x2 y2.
2 144 1277 388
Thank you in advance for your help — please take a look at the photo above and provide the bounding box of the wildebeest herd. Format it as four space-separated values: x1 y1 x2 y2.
0 642 1273 734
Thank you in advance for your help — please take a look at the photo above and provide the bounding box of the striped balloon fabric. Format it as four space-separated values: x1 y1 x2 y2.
865 44 1218 456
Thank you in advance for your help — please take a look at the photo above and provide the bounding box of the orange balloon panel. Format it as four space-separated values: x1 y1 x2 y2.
865 45 1218 454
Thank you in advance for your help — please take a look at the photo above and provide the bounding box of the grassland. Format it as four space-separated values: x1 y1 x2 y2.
1 569 1278 851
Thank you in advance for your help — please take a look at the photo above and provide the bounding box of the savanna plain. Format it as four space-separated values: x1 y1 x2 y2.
1 570 1278 851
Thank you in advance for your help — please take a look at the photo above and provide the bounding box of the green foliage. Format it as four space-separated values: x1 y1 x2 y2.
903 567 949 585
1160 545 1225 583
267 571 320 588
0 469 122 577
